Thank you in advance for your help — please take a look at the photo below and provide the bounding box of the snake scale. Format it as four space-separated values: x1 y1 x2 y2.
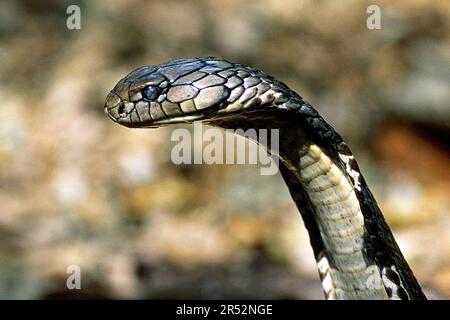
104 57 426 300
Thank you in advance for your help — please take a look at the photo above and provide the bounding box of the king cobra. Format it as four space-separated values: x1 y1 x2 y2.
104 57 426 300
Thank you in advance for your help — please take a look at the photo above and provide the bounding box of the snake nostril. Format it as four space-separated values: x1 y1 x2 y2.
118 104 127 117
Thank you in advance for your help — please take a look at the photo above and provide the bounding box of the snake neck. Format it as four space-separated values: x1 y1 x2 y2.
212 109 426 300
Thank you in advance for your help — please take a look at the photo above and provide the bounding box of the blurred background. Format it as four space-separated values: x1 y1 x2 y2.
0 0 448 299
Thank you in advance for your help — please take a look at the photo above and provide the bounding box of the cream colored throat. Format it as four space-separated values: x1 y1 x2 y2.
298 144 388 299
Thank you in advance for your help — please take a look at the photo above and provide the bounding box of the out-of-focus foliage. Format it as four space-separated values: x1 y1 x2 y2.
0 0 448 299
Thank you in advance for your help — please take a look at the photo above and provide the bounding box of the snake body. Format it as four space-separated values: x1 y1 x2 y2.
104 57 426 300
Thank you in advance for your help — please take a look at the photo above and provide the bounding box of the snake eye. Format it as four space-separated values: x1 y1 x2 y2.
142 86 160 101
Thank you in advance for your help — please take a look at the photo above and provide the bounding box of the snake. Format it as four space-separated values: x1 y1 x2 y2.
104 57 426 300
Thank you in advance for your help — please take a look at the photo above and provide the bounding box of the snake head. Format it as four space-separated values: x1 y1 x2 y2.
105 57 286 128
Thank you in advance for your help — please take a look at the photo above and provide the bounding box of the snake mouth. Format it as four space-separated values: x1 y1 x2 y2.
104 85 225 128
144 114 207 127
142 105 225 128
105 96 225 128
104 104 119 122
